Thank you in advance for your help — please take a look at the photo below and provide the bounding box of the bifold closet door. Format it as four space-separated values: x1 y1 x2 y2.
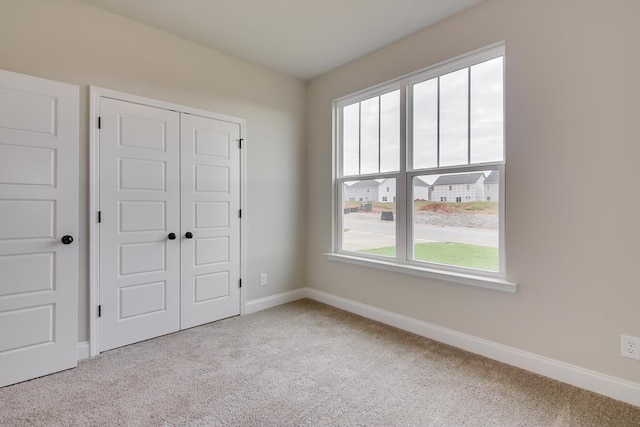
99 98 181 352
98 98 242 351
180 114 241 329
0 70 79 387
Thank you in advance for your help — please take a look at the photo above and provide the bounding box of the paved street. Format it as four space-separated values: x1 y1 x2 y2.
342 214 498 251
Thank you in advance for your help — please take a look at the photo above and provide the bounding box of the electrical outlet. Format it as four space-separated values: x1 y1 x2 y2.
259 273 268 286
621 335 640 360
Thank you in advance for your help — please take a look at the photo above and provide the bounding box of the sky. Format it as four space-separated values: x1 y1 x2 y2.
342 56 503 176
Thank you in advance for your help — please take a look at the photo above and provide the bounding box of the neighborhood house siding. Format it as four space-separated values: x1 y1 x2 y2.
431 173 485 202
413 177 431 201
475 182 484 201
344 179 396 202
484 171 499 201
344 181 378 201
378 179 396 202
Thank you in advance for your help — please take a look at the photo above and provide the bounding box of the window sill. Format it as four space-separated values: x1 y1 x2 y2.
325 253 517 294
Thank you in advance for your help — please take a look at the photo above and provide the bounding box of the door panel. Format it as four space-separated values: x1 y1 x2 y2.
195 202 229 228
119 201 165 232
0 200 55 239
119 158 166 190
0 87 57 134
0 253 54 296
99 98 180 352
181 114 240 329
0 69 79 387
119 281 166 319
0 144 55 186
195 272 229 302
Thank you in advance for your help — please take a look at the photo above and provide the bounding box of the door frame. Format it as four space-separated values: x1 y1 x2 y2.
89 87 247 357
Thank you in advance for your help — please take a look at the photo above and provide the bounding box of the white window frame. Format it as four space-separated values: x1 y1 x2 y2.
327 43 517 293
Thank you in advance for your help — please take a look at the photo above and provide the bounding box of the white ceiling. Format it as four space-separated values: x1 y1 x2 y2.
77 0 486 81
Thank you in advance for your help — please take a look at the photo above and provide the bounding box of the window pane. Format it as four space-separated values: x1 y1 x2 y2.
342 103 360 176
413 78 438 169
380 91 400 173
471 57 504 163
412 170 499 271
360 97 379 174
440 69 469 167
342 178 396 257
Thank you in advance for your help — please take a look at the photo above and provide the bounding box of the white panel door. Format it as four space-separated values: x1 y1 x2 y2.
180 114 241 329
0 70 79 387
99 98 180 351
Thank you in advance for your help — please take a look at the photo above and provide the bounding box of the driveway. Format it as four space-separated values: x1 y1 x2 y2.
342 214 498 250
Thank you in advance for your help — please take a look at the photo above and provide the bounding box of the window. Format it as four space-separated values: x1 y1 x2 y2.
333 43 507 286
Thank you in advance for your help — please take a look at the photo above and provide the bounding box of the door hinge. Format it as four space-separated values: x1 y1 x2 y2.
239 279 242 288
239 209 242 218
239 138 243 149
98 211 102 223
98 116 101 129
98 305 102 317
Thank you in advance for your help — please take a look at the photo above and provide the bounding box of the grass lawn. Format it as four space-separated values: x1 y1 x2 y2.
362 242 498 271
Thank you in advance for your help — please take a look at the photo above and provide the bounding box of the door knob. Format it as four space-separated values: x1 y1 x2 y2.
61 235 74 245
168 233 177 240
185 232 193 239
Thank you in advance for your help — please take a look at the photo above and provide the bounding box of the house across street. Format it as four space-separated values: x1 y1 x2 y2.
344 171 499 203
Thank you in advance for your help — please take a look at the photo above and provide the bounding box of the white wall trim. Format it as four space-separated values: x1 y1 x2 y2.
305 288 640 408
88 86 100 358
245 288 309 315
77 342 90 361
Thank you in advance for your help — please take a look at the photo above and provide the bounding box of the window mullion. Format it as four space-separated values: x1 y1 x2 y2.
437 77 441 167
378 96 381 173
405 81 414 261
467 67 471 165
334 107 343 252
396 84 408 261
498 163 506 275
358 103 362 175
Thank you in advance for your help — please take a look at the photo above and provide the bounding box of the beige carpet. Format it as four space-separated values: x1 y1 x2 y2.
1 299 639 426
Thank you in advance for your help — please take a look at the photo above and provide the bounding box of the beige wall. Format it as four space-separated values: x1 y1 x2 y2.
307 0 640 384
0 0 307 342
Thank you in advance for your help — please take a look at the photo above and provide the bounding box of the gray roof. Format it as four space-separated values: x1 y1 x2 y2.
484 170 499 184
347 179 383 188
414 177 430 187
433 173 484 186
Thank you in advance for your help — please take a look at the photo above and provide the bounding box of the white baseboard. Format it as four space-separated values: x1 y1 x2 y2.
244 288 308 314
305 288 640 408
77 341 90 361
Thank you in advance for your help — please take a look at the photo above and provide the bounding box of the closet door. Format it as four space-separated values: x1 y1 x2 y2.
99 98 181 351
0 70 78 387
180 114 241 329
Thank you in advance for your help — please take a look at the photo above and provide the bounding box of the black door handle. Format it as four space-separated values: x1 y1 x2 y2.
168 233 177 240
61 235 74 245
185 232 193 239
